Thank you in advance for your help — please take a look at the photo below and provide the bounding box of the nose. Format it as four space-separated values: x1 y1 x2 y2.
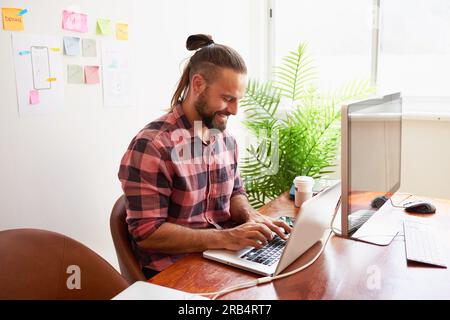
227 100 238 116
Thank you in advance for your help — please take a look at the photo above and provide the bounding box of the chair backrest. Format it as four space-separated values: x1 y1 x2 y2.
110 195 146 284
0 228 128 300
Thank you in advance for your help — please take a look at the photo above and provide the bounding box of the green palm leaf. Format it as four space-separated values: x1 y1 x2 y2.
240 42 375 208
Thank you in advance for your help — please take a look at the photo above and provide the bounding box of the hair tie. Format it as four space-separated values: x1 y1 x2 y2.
205 40 215 48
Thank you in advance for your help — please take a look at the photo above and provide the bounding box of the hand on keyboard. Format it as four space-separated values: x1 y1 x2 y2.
241 235 287 266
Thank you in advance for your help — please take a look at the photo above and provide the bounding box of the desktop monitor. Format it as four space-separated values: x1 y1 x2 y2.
341 92 402 238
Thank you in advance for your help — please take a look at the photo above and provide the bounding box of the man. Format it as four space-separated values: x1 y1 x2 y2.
118 34 291 279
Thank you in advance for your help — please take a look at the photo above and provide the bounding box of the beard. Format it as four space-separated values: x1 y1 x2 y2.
194 89 229 132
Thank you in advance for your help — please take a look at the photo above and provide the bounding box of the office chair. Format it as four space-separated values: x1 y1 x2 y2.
0 228 128 300
110 195 146 284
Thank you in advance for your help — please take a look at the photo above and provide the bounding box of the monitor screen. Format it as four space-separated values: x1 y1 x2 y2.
341 93 402 237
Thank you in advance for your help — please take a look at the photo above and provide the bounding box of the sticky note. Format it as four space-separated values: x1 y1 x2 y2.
84 66 100 84
63 36 81 56
96 19 112 35
18 9 28 16
19 50 30 56
29 90 40 105
2 8 24 31
116 23 128 41
62 10 88 33
50 47 60 52
82 39 97 57
47 77 57 82
67 65 84 84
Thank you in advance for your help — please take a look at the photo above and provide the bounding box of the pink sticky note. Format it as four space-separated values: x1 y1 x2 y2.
62 10 88 33
85 66 100 84
29 90 40 105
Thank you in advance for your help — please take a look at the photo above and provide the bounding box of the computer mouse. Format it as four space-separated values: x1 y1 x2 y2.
404 201 436 214
371 196 388 209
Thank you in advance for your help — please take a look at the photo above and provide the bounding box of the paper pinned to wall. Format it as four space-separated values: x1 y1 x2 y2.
116 23 128 41
67 65 84 84
30 46 52 90
63 36 81 56
82 38 97 57
101 40 134 107
12 34 64 117
85 66 100 84
97 19 112 35
2 8 25 31
62 10 88 33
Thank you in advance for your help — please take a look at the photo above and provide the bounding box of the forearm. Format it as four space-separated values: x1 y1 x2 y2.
136 222 225 254
230 194 254 224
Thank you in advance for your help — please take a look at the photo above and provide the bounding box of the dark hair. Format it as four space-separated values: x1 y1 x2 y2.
170 34 247 108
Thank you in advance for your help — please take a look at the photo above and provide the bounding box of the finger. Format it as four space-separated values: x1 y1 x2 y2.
273 220 293 233
245 239 264 249
264 221 289 240
246 231 268 245
255 223 274 241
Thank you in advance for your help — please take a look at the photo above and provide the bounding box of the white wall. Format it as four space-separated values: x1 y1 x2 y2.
400 117 450 200
0 0 266 270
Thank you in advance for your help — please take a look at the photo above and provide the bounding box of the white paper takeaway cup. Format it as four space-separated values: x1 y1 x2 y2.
293 176 314 208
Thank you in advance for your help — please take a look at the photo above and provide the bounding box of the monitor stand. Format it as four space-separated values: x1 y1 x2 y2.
350 201 403 246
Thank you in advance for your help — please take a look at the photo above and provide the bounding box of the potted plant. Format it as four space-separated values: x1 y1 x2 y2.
240 42 374 208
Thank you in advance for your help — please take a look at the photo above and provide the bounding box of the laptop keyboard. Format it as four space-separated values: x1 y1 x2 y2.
240 235 286 266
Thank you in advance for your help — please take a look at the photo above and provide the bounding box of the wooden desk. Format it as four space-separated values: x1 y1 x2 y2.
149 193 450 299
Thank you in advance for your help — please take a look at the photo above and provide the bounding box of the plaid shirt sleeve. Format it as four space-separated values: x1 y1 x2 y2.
118 137 173 243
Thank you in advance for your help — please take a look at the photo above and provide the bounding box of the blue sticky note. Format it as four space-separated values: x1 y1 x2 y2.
63 36 81 56
19 50 30 56
18 9 28 16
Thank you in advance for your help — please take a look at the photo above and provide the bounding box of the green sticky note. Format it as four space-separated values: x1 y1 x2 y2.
82 38 97 57
67 65 84 84
96 18 112 35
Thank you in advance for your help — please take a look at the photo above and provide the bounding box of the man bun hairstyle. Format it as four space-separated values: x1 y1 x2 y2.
171 34 247 108
186 34 215 50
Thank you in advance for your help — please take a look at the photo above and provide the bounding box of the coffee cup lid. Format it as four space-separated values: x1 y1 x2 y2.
293 176 314 184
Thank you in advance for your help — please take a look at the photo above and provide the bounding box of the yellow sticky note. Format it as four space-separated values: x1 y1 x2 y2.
96 18 112 35
116 23 128 41
47 77 57 82
2 8 24 31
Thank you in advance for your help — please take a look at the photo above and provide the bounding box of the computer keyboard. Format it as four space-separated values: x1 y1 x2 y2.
348 210 375 235
241 235 286 266
403 218 447 268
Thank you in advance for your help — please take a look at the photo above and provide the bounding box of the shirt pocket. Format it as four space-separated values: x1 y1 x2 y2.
214 164 234 197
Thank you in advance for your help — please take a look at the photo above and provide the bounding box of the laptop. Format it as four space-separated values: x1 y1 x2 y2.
203 182 341 276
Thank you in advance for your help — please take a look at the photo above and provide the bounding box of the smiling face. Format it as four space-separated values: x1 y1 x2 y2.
193 67 247 131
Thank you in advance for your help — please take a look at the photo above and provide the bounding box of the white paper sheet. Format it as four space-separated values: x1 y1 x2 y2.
101 40 134 107
12 34 64 117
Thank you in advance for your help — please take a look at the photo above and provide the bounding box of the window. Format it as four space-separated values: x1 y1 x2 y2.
273 0 373 92
378 0 450 112
272 0 450 113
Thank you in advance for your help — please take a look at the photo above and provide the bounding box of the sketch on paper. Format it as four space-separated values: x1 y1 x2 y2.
12 34 63 117
101 40 134 107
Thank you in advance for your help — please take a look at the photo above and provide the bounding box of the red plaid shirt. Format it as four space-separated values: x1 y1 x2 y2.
118 104 246 272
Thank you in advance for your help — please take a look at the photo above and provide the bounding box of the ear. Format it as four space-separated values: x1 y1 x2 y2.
191 73 207 96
